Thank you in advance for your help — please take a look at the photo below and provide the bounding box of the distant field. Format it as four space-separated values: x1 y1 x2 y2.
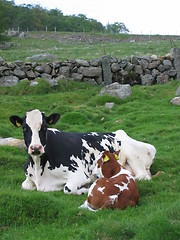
0 79 180 239
1 32 180 62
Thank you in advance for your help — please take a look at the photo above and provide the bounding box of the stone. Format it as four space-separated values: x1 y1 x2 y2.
99 82 132 99
148 60 161 70
102 55 112 85
163 59 172 69
79 66 102 78
26 53 58 62
41 73 52 80
156 74 169 84
30 81 39 87
59 66 70 77
0 76 19 86
141 74 154 85
44 64 52 75
19 32 25 38
26 70 36 79
71 73 83 81
8 30 19 37
34 65 44 73
124 62 134 72
90 58 102 67
83 78 97 85
0 57 4 63
13 69 26 79
105 102 115 109
76 59 89 67
175 86 180 96
168 68 177 78
111 62 120 73
171 48 180 79
140 59 149 70
131 56 139 65
170 97 180 105
151 69 160 78
134 65 143 75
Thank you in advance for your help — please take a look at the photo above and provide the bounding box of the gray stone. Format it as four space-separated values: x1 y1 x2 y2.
170 97 180 105
0 57 4 63
19 32 25 38
47 79 58 86
102 55 112 85
83 78 97 85
13 69 26 79
44 64 52 75
105 102 115 109
30 81 39 87
59 66 70 77
90 58 102 67
8 30 19 37
76 59 89 67
0 76 19 86
41 73 52 80
111 62 120 73
148 60 161 70
175 86 180 96
140 59 149 70
34 65 44 73
131 56 139 65
141 74 154 85
71 73 83 81
171 48 180 79
79 66 102 78
26 70 36 79
163 59 172 69
168 68 177 78
156 74 169 84
100 82 132 99
124 62 134 72
26 53 58 62
151 69 160 78
134 65 143 75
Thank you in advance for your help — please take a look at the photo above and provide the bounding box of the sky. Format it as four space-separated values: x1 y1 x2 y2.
14 0 180 35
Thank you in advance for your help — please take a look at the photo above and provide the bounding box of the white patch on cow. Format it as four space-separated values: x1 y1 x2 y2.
48 128 60 134
26 109 44 154
97 186 105 194
114 175 131 192
88 181 97 197
114 129 156 180
89 132 99 136
109 194 118 204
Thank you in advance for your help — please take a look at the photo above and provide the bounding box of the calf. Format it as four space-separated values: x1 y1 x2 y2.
80 151 139 211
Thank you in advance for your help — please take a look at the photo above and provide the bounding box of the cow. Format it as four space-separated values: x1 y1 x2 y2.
80 150 139 211
9 109 156 194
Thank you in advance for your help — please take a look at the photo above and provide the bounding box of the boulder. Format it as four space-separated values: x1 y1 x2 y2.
141 74 154 85
175 86 180 96
13 69 26 79
105 102 115 109
0 76 19 86
170 97 180 105
156 74 169 84
99 82 132 99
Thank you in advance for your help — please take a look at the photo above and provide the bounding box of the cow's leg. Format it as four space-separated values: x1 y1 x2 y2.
64 171 91 195
22 177 36 190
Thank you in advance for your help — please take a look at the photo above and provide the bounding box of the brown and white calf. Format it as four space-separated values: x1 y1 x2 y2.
80 150 139 211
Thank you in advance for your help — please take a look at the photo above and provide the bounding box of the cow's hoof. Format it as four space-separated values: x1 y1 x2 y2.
22 179 36 190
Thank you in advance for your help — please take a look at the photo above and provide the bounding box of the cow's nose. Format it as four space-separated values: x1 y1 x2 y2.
30 145 43 155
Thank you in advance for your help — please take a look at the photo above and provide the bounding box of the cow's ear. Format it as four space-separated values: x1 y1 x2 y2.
46 113 60 125
9 115 23 128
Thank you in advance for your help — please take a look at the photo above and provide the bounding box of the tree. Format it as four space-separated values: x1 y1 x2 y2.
106 22 129 34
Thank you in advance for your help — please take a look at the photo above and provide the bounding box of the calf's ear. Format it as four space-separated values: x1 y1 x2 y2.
9 115 23 128
46 113 60 125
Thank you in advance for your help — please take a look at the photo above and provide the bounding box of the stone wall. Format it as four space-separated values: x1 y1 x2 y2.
0 49 179 87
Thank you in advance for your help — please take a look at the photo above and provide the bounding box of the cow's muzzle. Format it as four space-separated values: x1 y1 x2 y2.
29 145 43 155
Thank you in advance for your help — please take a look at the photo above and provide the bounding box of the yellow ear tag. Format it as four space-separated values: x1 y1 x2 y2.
16 120 21 127
114 154 119 161
49 119 53 124
104 155 109 162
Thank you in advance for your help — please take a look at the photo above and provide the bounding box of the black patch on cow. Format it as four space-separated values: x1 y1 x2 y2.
84 172 89 179
64 186 71 193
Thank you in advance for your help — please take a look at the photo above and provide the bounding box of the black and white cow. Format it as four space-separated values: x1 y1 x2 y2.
10 109 156 194
10 109 121 194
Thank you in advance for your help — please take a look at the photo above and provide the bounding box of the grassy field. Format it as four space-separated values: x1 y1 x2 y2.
0 79 180 240
1 32 180 61
0 32 180 239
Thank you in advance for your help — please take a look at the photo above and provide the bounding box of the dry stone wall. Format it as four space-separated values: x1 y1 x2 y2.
0 49 179 87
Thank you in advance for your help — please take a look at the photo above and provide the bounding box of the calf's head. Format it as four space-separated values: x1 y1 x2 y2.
93 150 121 178
10 109 60 156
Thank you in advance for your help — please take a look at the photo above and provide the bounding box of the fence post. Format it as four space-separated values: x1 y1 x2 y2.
102 55 112 85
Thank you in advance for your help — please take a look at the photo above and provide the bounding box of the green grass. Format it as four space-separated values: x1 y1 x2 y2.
0 79 180 239
1 32 180 62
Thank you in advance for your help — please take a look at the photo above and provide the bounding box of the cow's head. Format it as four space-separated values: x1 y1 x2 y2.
10 109 60 156
93 150 121 178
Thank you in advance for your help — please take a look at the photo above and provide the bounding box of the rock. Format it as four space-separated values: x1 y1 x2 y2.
140 59 149 70
0 76 19 86
59 66 70 77
79 66 102 78
163 59 172 69
90 58 102 67
105 102 115 109
111 62 120 73
26 70 36 79
0 137 26 149
171 48 180 79
71 73 83 81
44 64 52 75
19 32 25 38
170 97 180 105
100 82 132 99
134 65 143 75
8 30 19 37
175 86 180 96
168 68 177 78
156 74 169 84
0 57 4 63
148 60 161 70
141 74 154 85
30 81 39 87
26 53 58 62
83 78 97 85
124 62 134 72
76 59 89 67
41 73 52 80
13 69 26 79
